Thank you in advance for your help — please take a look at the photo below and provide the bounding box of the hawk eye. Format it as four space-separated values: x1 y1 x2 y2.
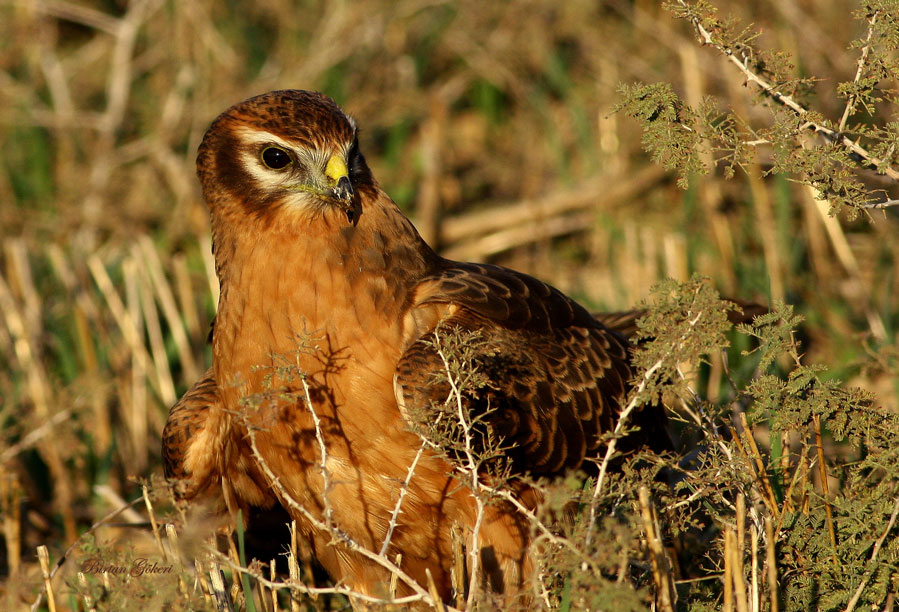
261 146 292 170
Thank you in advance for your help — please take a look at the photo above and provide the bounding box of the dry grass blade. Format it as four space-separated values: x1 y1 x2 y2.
638 486 676 612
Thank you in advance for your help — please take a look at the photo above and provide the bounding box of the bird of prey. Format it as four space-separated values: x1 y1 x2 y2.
162 90 670 606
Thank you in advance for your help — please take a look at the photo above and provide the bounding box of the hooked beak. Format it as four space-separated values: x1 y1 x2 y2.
332 174 354 204
325 154 354 209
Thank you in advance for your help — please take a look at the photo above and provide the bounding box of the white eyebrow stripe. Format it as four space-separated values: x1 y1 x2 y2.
233 126 298 151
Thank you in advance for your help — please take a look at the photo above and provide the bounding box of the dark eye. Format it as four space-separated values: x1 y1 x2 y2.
261 146 292 170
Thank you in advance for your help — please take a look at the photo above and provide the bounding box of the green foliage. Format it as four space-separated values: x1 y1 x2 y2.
614 83 707 189
619 1 899 216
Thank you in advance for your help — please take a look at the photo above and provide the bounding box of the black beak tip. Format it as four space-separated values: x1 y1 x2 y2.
333 176 354 203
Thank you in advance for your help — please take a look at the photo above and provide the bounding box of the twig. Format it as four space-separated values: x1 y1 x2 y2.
837 12 878 133
677 0 899 182
843 496 899 612
0 410 71 464
380 438 429 556
862 198 899 209
218 554 430 607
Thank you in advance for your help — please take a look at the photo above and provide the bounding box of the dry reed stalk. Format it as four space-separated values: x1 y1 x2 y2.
723 528 734 612
389 553 403 604
87 254 172 404
425 568 446 612
729 527 749 612
37 545 57 612
638 486 676 612
46 245 113 452
137 253 177 414
736 493 746 556
0 272 76 542
707 349 724 404
196 550 215 609
269 559 279 612
124 256 149 472
226 534 242 605
1 475 22 576
0 410 71 465
200 234 220 307
288 521 303 612
92 485 144 523
165 523 189 598
744 148 786 303
208 560 235 612
765 516 778 612
255 561 272 612
78 571 98 612
812 415 840 568
138 236 200 381
172 252 201 337
414 95 445 246
450 523 466 608
4 240 42 343
804 186 887 342
439 165 665 256
750 525 759 612
738 413 779 520
680 44 741 291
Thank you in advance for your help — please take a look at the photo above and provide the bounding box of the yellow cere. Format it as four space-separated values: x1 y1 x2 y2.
324 154 349 185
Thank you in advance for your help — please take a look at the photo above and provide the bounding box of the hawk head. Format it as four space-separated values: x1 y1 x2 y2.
197 90 374 225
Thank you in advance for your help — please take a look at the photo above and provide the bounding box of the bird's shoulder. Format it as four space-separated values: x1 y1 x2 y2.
396 260 648 474
410 260 601 334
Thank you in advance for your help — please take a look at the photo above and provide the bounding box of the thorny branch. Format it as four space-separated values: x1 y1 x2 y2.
434 331 487 609
244 405 454 610
217 555 428 607
585 305 707 551
299 375 334 528
676 0 899 183
380 437 430 557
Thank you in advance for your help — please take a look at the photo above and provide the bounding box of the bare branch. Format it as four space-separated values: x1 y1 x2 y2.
380 438 429 557
838 11 878 133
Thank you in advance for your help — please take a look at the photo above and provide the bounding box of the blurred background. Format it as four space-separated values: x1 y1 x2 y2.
1 0 896 606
